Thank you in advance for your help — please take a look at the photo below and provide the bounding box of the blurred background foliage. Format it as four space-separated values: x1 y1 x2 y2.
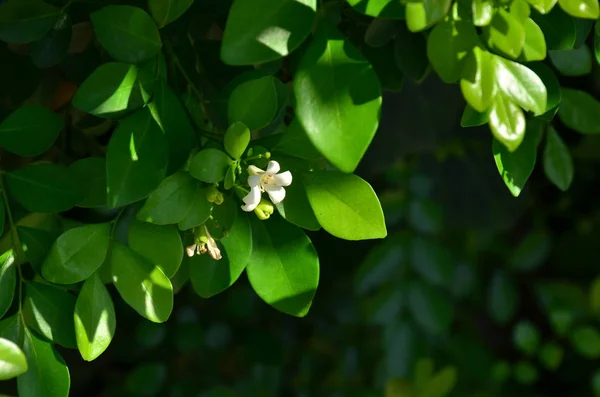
3 0 600 396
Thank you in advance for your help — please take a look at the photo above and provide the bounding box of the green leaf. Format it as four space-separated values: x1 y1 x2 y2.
408 281 454 334
427 20 478 83
531 6 576 50
190 211 252 298
484 8 525 59
18 227 58 275
0 251 15 320
558 0 599 18
22 282 77 348
74 274 116 361
30 13 71 68
221 0 316 65
136 171 197 225
558 88 600 134
509 232 551 272
591 276 600 314
460 104 489 127
364 19 397 48
17 329 70 397
394 25 429 82
527 0 558 13
128 220 183 278
206 196 237 240
275 178 320 231
69 157 107 208
409 199 441 234
177 187 212 231
413 358 435 392
346 0 406 18
410 237 452 287
228 76 278 130
294 25 382 173
224 165 236 190
527 62 561 115
246 215 319 317
5 163 83 213
106 107 168 208
149 0 194 27
460 47 496 112
472 0 494 26
0 0 60 44
0 315 23 346
514 361 538 385
188 149 233 184
91 5 162 63
489 94 526 152
513 320 541 355
354 233 407 295
72 62 155 119
511 0 532 23
110 242 173 323
224 122 250 160
549 45 592 76
0 338 27 380
493 56 547 116
386 378 413 397
595 21 600 64
361 41 405 93
420 367 458 397
543 127 574 191
571 326 600 358
405 0 452 32
539 342 563 371
0 105 62 156
42 223 111 284
521 19 547 61
303 171 387 240
148 80 196 173
0 196 4 236
488 270 519 325
273 119 322 161
493 119 543 196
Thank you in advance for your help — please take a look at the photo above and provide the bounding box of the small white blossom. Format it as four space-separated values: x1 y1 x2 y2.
241 160 292 212
185 225 222 260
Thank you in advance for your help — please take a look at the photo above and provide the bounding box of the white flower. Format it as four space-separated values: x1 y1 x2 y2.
185 225 222 260
241 160 292 212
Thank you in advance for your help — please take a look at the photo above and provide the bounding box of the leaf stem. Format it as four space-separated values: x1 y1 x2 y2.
109 208 126 238
0 172 25 314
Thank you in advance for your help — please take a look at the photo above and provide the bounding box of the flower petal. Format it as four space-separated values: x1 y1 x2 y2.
241 202 258 212
247 165 264 176
248 175 262 188
265 160 280 175
272 171 292 186
185 244 197 258
207 239 222 260
264 185 286 204
242 186 261 211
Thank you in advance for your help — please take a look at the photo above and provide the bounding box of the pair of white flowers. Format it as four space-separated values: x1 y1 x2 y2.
241 160 292 212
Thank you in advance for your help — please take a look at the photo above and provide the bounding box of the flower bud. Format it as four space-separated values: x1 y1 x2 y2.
205 186 224 205
254 198 274 220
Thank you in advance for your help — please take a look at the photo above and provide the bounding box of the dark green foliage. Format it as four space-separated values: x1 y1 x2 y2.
0 0 599 396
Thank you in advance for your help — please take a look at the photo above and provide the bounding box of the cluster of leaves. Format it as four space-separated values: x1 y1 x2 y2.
0 0 393 393
1 0 600 395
